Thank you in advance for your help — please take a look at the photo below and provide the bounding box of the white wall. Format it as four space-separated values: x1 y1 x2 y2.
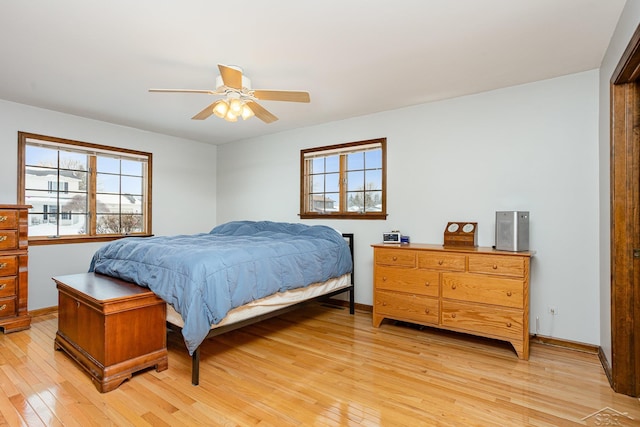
0 100 218 310
218 70 600 345
0 65 604 346
598 0 640 364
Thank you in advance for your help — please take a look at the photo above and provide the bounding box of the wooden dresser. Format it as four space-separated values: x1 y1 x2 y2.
0 204 31 333
372 243 534 359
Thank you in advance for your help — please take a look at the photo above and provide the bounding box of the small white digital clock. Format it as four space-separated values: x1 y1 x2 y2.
382 232 401 244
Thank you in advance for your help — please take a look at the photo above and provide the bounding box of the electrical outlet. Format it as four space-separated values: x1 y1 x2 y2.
548 306 559 316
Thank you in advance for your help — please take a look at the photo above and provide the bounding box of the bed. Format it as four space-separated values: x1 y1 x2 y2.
89 220 354 385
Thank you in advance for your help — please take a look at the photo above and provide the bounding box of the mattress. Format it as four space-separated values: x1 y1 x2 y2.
166 273 351 330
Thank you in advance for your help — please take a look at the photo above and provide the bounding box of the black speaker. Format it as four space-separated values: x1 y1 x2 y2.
495 211 529 251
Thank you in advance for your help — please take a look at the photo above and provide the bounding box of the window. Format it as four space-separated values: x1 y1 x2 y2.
18 132 152 244
300 138 387 219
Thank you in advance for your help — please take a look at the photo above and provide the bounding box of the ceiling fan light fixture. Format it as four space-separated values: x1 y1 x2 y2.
241 104 255 120
213 97 251 122
224 108 238 122
213 100 229 118
229 98 243 114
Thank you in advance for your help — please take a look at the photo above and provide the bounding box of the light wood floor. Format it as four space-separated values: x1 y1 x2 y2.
0 304 638 426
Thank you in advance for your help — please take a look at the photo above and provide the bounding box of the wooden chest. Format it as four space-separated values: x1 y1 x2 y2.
372 243 534 359
0 205 31 333
53 273 168 392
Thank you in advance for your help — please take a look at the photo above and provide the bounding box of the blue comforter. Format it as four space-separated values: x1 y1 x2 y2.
89 221 353 355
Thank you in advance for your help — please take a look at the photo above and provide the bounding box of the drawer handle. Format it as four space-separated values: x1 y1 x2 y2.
0 263 6 269
506 291 512 297
392 256 397 261
438 260 444 265
0 216 6 222
424 282 430 287
382 276 387 281
424 308 430 314
451 284 457 290
492 264 498 270
0 236 6 242
0 304 6 311
451 313 456 318
506 322 512 328
0 284 5 290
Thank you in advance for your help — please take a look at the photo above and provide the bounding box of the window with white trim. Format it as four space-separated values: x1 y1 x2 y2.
300 138 387 220
18 132 152 244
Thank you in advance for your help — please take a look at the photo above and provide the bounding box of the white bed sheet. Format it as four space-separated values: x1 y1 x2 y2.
166 273 351 330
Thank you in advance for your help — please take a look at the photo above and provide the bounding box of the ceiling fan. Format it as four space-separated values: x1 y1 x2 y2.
149 64 310 124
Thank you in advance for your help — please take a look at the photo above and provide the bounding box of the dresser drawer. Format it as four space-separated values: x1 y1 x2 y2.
375 249 416 267
441 301 523 339
468 255 525 277
0 256 18 276
417 252 465 271
0 298 17 317
375 266 439 297
442 273 524 309
0 210 18 230
375 290 439 325
0 231 18 251
0 277 16 298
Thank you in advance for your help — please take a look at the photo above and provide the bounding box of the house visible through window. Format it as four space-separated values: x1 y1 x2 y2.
18 132 152 244
300 138 387 220
48 181 68 193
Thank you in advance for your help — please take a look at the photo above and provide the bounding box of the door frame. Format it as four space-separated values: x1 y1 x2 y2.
608 23 640 397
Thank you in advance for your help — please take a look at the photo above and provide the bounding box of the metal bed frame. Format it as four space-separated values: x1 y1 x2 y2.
167 233 355 385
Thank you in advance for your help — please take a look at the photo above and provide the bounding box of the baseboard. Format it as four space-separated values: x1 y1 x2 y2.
29 306 58 317
598 346 614 387
530 334 599 354
324 298 372 312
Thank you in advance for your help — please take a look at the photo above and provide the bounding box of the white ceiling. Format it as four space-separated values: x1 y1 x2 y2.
0 1 627 145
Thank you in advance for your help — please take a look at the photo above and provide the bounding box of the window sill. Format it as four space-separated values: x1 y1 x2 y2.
299 213 388 220
29 234 153 246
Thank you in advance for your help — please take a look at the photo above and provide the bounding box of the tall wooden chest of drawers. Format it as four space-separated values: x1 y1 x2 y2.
372 243 533 359
0 205 31 333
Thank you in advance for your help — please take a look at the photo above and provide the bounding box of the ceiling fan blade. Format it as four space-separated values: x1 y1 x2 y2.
252 90 310 103
191 100 221 120
149 88 219 95
246 101 278 123
218 64 243 89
